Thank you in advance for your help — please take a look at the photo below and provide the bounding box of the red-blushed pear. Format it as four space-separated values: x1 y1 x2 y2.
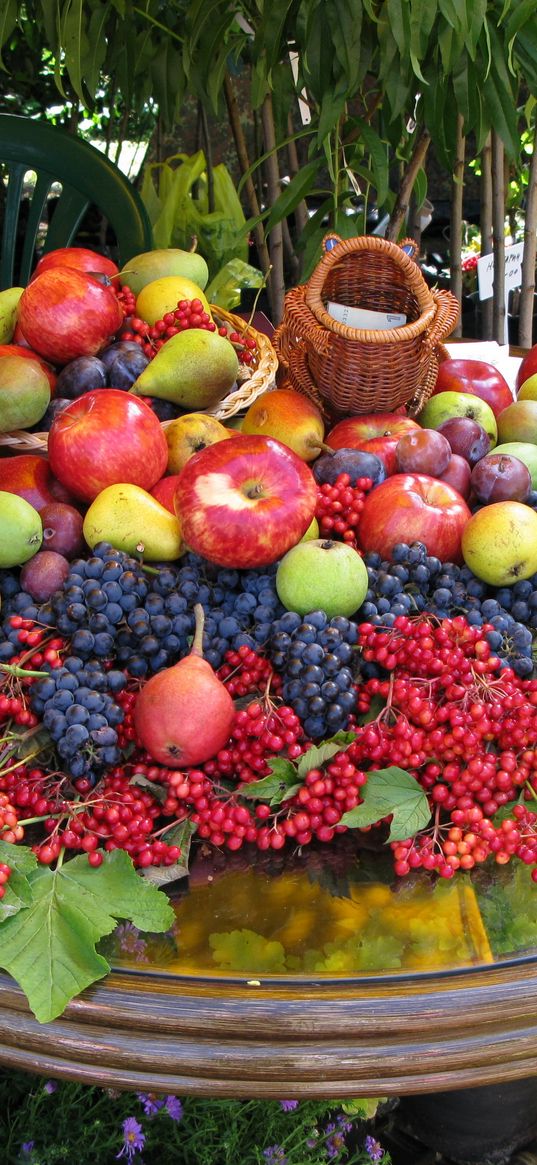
164 413 232 474
496 399 537 445
173 433 318 568
241 387 326 462
461 501 537 585
515 343 537 392
0 345 57 393
133 603 235 767
432 358 514 418
0 355 50 432
0 455 59 512
31 246 119 281
357 473 471 563
47 388 168 503
326 413 420 475
18 268 123 365
417 392 497 446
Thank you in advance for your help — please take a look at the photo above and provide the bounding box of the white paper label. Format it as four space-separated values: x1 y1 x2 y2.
477 243 524 301
327 301 407 329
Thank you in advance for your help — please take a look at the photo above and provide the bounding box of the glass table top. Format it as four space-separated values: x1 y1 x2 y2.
104 837 537 983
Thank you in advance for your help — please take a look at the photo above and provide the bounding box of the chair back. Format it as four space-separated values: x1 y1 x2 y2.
0 114 153 287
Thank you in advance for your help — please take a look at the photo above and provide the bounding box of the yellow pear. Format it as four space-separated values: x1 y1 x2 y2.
0 287 24 344
135 275 211 325
165 412 233 473
241 387 325 461
132 328 239 409
83 484 183 561
120 248 209 296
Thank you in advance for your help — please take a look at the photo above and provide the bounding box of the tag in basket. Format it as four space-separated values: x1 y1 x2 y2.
327 301 407 329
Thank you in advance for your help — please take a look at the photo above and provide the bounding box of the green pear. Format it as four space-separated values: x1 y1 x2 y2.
83 483 183 561
131 328 239 410
119 248 209 296
0 355 51 432
0 491 42 567
0 287 24 344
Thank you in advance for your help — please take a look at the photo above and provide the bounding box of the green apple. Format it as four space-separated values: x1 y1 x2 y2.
276 538 369 618
0 491 42 567
0 354 51 432
461 500 537 585
119 248 209 296
492 442 537 488
496 399 537 446
418 391 497 446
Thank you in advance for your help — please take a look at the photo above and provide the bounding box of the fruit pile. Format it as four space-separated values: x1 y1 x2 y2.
4 242 537 903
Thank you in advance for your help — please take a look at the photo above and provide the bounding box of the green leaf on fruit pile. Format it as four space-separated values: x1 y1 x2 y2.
339 767 431 842
0 870 33 919
141 819 197 887
239 757 302 806
0 839 37 875
355 693 385 726
130 771 168 805
296 731 356 779
0 850 175 1023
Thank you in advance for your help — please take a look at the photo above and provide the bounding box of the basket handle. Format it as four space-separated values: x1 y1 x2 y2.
422 288 460 351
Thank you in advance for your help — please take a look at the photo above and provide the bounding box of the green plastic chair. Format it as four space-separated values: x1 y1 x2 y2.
0 114 153 288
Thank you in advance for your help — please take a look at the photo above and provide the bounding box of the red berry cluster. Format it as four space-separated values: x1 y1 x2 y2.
0 792 24 844
0 862 12 900
203 699 304 786
119 296 258 366
114 282 137 318
255 751 367 849
315 474 374 546
217 644 282 699
349 614 537 877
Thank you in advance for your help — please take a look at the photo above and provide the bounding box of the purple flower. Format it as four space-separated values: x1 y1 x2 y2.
115 922 149 962
43 1080 58 1094
116 1116 145 1161
263 1146 287 1165
165 1095 183 1122
365 1135 385 1162
137 1092 164 1117
21 1144 35 1156
325 1115 352 1159
279 1099 299 1112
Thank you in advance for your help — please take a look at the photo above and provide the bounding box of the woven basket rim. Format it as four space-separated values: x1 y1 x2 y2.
304 233 437 343
0 306 278 452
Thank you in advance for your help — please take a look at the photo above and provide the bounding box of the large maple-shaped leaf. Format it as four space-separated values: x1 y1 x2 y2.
0 850 175 1023
339 767 431 841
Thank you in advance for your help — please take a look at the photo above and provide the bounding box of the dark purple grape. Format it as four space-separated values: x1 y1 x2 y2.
55 356 107 399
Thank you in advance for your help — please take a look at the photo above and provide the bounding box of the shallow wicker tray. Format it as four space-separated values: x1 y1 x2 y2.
0 305 278 453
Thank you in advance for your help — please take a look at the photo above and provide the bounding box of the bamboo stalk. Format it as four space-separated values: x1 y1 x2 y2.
519 117 537 349
287 112 309 238
261 92 286 324
223 73 271 277
385 127 431 242
450 114 465 338
491 130 506 344
480 133 493 340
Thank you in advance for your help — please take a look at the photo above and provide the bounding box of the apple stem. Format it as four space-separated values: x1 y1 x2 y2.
190 602 205 658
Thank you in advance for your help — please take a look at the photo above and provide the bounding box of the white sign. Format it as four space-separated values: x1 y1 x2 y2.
477 242 524 301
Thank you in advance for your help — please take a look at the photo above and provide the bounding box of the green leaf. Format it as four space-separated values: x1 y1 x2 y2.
263 159 319 236
297 732 356 780
339 766 431 841
0 870 33 920
60 0 86 106
0 0 17 69
0 850 174 1022
413 166 428 210
0 840 37 876
239 757 299 806
141 819 197 887
353 119 390 207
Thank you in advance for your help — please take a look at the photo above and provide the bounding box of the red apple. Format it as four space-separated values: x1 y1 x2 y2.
47 388 168 502
516 344 537 392
31 246 119 281
150 474 183 514
18 268 123 365
173 433 318 568
437 454 472 500
358 473 471 563
433 358 514 417
0 454 58 511
326 414 420 475
0 345 57 394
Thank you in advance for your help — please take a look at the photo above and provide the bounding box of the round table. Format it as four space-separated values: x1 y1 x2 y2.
0 838 536 1101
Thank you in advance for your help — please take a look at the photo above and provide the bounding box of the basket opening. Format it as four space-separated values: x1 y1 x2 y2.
322 255 422 324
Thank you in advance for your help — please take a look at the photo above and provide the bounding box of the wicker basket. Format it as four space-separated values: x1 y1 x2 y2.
0 305 278 454
273 233 460 419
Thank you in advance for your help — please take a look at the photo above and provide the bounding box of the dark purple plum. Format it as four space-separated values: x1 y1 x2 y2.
312 447 386 487
437 417 491 467
32 397 72 431
20 550 70 601
39 501 85 558
55 356 107 399
106 345 150 389
100 340 145 372
470 453 532 503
